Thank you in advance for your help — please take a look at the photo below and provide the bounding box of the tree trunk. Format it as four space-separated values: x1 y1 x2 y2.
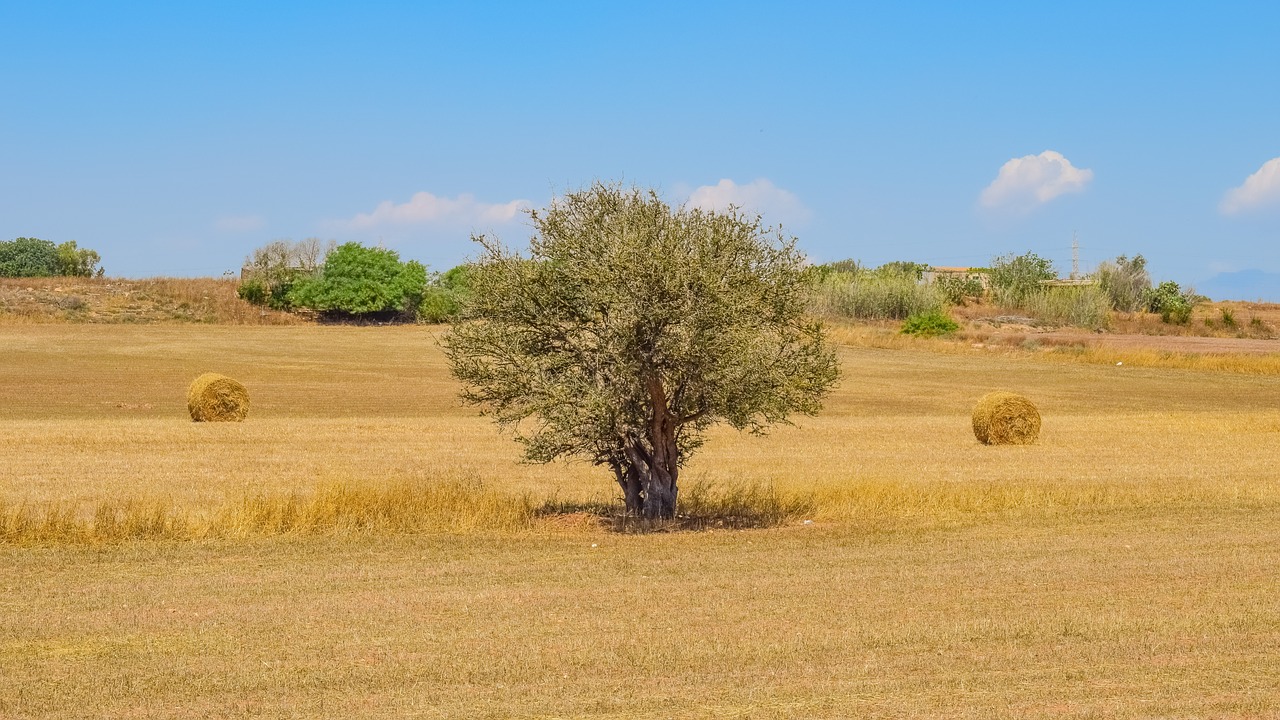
640 464 677 519
629 376 682 520
611 461 644 516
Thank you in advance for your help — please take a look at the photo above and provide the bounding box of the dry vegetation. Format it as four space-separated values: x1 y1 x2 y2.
0 276 302 324
3 322 1280 717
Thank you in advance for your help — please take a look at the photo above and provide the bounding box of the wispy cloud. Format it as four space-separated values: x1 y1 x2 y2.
979 151 1093 213
347 191 532 229
686 178 811 226
1220 157 1280 215
215 214 265 232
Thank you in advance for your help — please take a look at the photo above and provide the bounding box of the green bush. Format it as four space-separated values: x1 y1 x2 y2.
900 309 959 337
809 270 942 320
237 278 267 305
288 242 428 318
0 237 104 277
418 264 473 323
54 241 103 277
935 274 985 305
805 258 863 283
874 261 930 280
989 252 1056 306
0 237 58 277
1145 281 1197 324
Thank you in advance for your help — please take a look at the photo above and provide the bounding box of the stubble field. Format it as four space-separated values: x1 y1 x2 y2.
2 324 1279 718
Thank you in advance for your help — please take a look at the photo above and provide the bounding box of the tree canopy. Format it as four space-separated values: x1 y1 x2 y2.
0 238 103 277
444 183 839 519
288 242 426 318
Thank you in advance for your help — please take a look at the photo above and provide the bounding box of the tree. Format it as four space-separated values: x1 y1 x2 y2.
1095 254 1151 312
989 251 1056 305
287 242 427 318
0 237 58 277
444 183 839 519
54 241 103 277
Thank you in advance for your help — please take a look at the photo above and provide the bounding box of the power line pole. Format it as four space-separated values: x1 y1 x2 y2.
1071 231 1080 281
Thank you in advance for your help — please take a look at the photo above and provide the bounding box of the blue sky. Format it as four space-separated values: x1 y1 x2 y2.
2 2 1278 298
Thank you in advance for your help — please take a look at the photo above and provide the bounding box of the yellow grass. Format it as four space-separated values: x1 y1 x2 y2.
3 323 1280 717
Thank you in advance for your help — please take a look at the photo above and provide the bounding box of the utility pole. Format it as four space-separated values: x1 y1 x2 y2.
1071 231 1080 282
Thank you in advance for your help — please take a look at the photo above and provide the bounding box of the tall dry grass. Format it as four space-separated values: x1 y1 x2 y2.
1014 284 1112 330
808 271 943 320
7 471 1277 546
1 480 824 545
0 480 533 545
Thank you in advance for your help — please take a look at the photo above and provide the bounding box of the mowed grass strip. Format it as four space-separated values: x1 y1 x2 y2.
2 508 1278 719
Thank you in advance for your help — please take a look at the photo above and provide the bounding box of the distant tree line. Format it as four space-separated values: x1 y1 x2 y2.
809 250 1207 332
238 236 1207 331
0 237 103 278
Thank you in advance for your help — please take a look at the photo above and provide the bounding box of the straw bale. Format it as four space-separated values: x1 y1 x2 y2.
187 373 250 422
972 391 1039 445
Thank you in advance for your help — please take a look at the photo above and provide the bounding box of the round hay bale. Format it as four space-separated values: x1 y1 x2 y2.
972 391 1039 445
187 373 250 422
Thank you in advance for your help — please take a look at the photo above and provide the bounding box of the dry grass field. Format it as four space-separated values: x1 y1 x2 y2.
3 323 1280 718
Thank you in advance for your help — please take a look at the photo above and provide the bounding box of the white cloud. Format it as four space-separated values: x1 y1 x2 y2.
1220 157 1280 215
215 214 264 232
347 191 532 229
686 178 811 225
979 151 1093 212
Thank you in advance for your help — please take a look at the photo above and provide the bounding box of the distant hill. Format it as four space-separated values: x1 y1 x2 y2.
1196 270 1280 303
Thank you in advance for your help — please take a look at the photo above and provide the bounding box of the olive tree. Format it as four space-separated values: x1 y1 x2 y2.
444 183 838 519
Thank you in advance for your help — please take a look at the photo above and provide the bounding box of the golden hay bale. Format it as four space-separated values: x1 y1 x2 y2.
972 391 1040 445
187 373 250 422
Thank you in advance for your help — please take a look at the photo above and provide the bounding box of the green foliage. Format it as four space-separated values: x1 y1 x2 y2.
934 273 985 305
809 271 943 320
54 241 103 277
805 258 863 283
989 252 1057 305
1219 308 1238 329
444 182 838 519
1020 285 1111 330
900 309 960 337
0 237 59 277
0 237 103 277
288 242 427 318
418 264 473 324
874 260 931 279
239 238 335 310
1095 254 1151 312
1145 281 1197 324
236 279 267 305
